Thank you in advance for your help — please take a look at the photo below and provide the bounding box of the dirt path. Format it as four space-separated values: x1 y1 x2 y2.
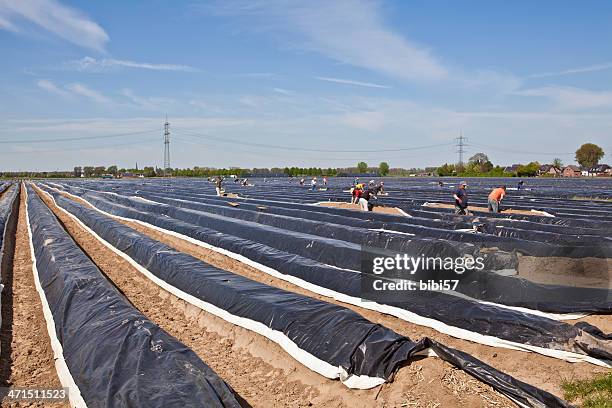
422 202 552 217
35 186 518 407
316 202 408 216
0 184 68 408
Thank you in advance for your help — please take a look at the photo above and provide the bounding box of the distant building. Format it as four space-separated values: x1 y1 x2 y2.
562 165 581 177
538 164 561 177
587 164 611 177
503 164 521 174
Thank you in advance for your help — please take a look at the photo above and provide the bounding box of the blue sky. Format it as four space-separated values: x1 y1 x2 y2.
1 0 611 171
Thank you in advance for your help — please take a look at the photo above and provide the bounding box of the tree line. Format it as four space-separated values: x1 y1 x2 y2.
1 143 604 179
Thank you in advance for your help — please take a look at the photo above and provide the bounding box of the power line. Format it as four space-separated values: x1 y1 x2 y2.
172 127 454 153
171 135 434 162
0 129 158 144
3 136 157 155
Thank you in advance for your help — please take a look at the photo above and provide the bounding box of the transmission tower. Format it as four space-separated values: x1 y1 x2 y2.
163 116 170 177
455 131 468 171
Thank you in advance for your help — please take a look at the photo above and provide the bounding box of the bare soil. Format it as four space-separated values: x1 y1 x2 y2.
423 202 552 216
518 255 612 289
36 187 517 407
316 202 407 216
0 185 68 408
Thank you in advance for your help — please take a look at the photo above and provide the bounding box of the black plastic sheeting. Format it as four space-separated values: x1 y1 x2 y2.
0 184 18 266
40 185 612 364
0 183 19 358
81 190 516 273
54 186 610 314
55 180 612 258
46 180 612 257
108 192 610 313
40 186 574 408
136 192 611 259
25 186 241 408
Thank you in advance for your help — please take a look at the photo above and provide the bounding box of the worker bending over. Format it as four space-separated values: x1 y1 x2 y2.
488 185 506 213
453 181 469 215
359 186 381 211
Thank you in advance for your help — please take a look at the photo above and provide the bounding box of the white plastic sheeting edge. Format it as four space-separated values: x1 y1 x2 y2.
42 184 612 368
24 185 87 408
38 186 386 390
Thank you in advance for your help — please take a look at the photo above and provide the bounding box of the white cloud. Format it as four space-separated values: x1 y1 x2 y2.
515 86 612 110
0 0 109 51
36 79 72 99
65 83 111 104
66 56 198 73
315 76 390 89
461 70 523 94
205 0 448 82
120 88 175 111
0 13 16 31
529 62 612 78
272 87 293 95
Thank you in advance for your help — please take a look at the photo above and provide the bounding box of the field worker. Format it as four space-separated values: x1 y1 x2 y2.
379 181 385 194
242 178 248 187
360 186 381 211
323 176 328 186
517 180 524 191
299 178 304 186
311 177 317 191
215 176 223 196
488 185 506 213
453 181 469 215
351 184 363 204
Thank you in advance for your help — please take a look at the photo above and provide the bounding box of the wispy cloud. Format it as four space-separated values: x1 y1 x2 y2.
272 87 293 95
0 0 108 51
515 86 612 110
120 89 175 111
65 56 198 73
529 62 612 78
315 76 390 89
38 79 111 104
0 13 16 31
204 0 448 82
65 83 111 104
36 79 72 99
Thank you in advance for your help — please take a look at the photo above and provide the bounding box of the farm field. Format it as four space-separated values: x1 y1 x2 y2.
0 177 610 407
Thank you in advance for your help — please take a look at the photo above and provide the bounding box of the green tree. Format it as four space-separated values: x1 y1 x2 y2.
575 143 604 168
516 162 540 177
93 166 106 177
73 166 82 177
107 165 118 176
357 161 368 173
552 158 563 169
379 162 389 176
436 163 456 177
83 166 94 177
